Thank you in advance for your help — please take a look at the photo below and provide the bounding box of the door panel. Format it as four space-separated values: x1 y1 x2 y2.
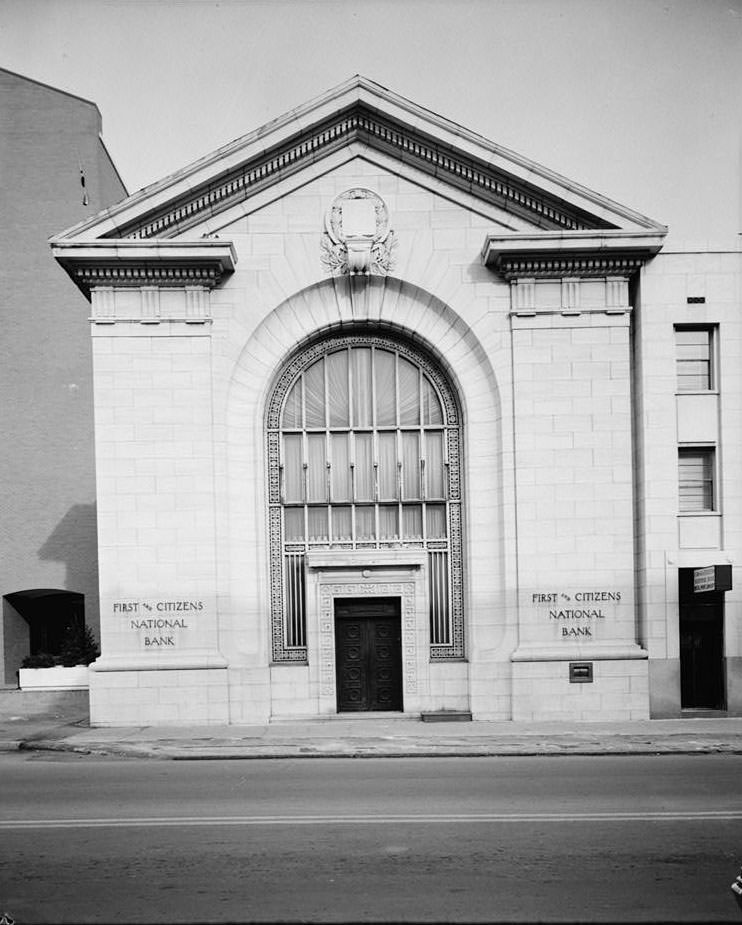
335 599 402 712
678 568 726 710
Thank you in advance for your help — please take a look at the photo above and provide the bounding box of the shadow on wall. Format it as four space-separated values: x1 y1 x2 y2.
38 503 99 623
2 590 84 684
0 504 99 685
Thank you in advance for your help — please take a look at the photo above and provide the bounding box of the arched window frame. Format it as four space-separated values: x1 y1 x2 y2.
266 332 463 662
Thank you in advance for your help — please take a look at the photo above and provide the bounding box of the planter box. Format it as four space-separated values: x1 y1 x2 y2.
19 665 90 691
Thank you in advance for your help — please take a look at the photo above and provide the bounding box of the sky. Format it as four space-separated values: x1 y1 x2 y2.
1 0 741 245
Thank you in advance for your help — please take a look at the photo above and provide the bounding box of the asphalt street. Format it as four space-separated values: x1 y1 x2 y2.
1 752 741 923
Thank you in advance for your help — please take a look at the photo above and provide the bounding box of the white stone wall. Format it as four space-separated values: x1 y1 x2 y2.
88 290 228 724
635 242 742 715
84 150 741 725
212 160 517 722
512 658 649 722
505 277 649 720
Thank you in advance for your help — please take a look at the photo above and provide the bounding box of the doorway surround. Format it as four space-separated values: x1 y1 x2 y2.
305 549 427 715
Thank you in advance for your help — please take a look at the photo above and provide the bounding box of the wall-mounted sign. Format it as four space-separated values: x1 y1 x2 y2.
693 565 732 594
113 598 205 649
530 589 623 639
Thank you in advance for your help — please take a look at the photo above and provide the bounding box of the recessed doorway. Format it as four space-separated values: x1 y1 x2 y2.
334 598 403 712
679 568 726 710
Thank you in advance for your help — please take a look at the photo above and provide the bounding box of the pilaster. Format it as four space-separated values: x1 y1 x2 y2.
500 253 650 720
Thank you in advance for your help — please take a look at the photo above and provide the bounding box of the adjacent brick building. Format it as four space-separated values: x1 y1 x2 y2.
0 68 127 683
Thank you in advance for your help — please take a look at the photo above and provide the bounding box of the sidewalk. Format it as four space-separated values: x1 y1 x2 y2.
3 703 742 759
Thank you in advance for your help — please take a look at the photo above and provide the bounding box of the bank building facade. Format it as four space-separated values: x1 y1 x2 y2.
51 77 741 725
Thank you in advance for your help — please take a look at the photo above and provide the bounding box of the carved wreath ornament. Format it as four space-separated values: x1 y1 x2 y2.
320 188 397 276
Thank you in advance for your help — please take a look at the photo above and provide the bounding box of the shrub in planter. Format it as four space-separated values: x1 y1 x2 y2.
20 624 100 671
58 623 100 667
21 652 56 669
18 624 98 690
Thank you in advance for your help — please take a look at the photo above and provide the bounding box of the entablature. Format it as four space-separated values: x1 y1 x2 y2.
51 239 237 299
481 230 666 280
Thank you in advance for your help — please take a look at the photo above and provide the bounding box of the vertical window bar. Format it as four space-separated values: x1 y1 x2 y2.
429 551 435 643
298 554 305 645
347 346 354 428
394 351 400 426
396 426 402 539
293 553 300 646
373 426 379 502
300 371 306 429
439 553 446 644
418 366 423 427
371 345 377 428
285 553 306 648
444 428 451 500
436 553 443 644
428 550 451 646
323 355 329 429
433 551 440 644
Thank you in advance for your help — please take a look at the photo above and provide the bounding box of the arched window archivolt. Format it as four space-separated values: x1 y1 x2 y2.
266 333 463 662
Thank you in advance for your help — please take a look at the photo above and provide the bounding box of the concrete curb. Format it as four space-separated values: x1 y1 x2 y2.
11 736 742 760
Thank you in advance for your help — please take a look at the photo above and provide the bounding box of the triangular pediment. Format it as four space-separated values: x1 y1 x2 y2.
52 76 665 245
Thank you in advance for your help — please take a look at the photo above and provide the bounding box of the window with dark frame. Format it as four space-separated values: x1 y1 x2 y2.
675 326 714 391
678 447 716 512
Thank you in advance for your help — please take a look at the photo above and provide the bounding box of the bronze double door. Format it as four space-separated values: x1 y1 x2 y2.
334 598 403 712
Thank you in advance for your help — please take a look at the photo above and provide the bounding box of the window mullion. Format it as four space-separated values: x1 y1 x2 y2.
397 428 402 540
300 371 306 430
347 346 353 428
396 428 402 501
394 351 400 427
301 431 308 505
373 427 379 502
350 431 357 503
371 345 377 429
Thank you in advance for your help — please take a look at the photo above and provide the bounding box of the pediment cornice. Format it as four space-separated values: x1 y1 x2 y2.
107 105 613 240
51 77 667 246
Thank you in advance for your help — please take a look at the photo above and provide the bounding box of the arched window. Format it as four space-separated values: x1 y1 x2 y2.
266 333 463 662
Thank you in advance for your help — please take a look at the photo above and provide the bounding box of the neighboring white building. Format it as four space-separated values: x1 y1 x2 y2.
51 77 741 725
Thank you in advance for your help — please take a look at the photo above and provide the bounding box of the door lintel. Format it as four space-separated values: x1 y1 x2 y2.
307 549 426 569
